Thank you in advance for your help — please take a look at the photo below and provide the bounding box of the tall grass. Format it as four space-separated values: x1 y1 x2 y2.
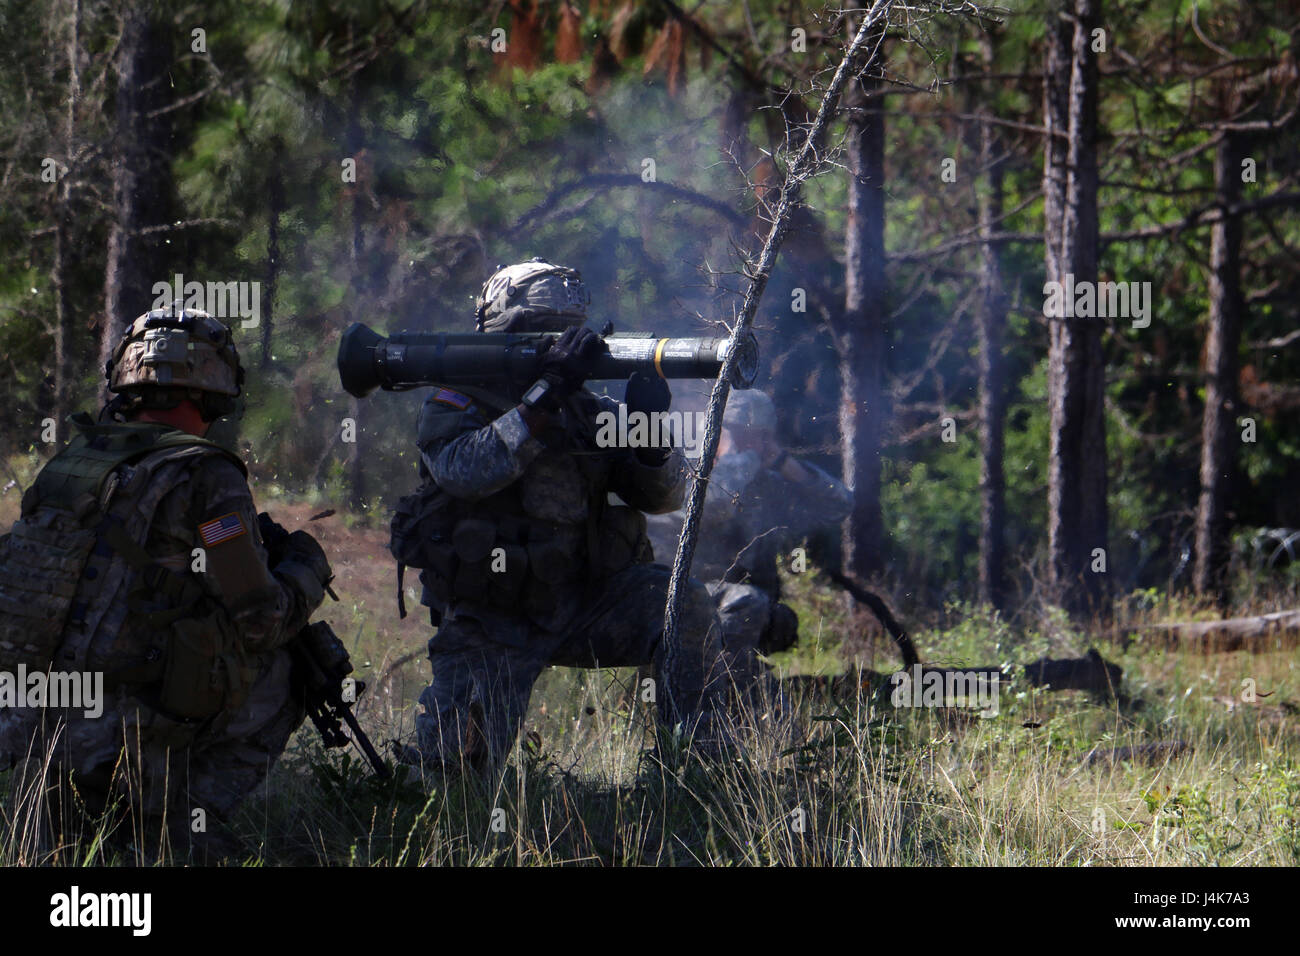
3 555 1298 866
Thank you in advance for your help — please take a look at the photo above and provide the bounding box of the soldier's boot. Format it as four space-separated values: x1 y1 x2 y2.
759 602 800 656
415 685 503 777
707 583 785 716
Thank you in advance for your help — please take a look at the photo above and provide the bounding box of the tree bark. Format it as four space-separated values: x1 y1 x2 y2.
49 0 81 442
1193 132 1245 604
1043 0 1107 618
839 73 887 580
346 68 367 510
263 140 285 369
101 4 173 405
976 34 1008 610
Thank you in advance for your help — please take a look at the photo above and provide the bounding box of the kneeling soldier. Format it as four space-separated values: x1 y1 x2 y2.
0 304 333 852
393 259 734 773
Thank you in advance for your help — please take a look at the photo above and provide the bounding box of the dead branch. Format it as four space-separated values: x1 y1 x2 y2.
661 0 899 715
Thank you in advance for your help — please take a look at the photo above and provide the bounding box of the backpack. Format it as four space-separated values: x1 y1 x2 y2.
0 413 245 687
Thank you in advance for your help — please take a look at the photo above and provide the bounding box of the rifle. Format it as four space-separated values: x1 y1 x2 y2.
258 512 390 778
291 620 391 778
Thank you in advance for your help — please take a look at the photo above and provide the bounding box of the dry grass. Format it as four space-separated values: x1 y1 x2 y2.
2 489 1298 866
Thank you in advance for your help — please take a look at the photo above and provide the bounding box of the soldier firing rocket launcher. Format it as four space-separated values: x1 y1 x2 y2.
337 322 759 398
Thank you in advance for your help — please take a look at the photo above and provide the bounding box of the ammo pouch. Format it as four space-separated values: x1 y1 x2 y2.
391 483 454 569
390 483 458 618
390 483 535 618
449 516 530 606
596 505 652 573
0 509 99 674
393 500 655 623
523 523 582 585
158 613 256 721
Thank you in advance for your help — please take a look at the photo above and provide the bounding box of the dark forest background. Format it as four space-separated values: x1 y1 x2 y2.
2 0 1298 619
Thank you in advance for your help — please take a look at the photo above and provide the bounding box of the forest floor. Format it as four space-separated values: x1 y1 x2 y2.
2 488 1299 866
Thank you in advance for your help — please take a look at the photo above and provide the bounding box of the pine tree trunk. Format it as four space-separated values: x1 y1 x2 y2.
1044 0 1107 618
976 36 1008 610
52 179 75 443
101 5 172 404
839 75 887 580
263 141 284 369
1193 132 1245 604
50 0 81 442
346 68 367 511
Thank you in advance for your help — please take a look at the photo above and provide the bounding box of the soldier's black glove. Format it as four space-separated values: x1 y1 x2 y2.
257 512 291 564
276 529 334 608
533 326 605 402
625 370 671 416
625 370 673 466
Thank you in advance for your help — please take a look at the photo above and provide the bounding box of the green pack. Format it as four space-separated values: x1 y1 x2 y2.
0 413 244 678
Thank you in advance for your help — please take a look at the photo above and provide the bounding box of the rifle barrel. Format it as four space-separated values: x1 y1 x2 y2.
341 706 391 778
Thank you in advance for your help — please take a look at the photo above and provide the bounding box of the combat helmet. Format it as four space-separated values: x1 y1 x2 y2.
474 257 591 333
723 389 777 434
105 302 244 421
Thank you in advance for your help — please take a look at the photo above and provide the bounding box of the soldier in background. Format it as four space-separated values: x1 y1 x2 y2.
648 389 851 686
394 258 735 773
0 304 333 856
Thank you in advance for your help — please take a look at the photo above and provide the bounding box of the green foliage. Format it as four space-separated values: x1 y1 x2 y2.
1 0 1298 646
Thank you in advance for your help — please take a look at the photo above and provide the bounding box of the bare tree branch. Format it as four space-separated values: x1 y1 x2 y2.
660 0 899 735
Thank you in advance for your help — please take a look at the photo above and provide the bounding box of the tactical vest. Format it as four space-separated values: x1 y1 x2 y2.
0 413 251 717
391 387 652 625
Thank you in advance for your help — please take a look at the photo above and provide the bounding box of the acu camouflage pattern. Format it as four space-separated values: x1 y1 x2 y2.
0 421 322 820
410 382 734 768
418 564 729 769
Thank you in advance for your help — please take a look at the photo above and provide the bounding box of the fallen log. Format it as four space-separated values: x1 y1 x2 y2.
1082 740 1191 767
783 649 1125 704
1129 609 1300 652
1022 648 1122 697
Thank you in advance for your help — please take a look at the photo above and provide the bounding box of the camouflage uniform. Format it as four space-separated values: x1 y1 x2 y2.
647 395 851 672
0 306 328 828
412 387 730 769
404 258 731 770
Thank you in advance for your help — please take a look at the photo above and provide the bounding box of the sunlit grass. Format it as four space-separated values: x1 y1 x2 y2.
3 501 1297 866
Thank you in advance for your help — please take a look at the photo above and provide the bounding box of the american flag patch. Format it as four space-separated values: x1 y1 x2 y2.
432 388 471 410
198 512 247 546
